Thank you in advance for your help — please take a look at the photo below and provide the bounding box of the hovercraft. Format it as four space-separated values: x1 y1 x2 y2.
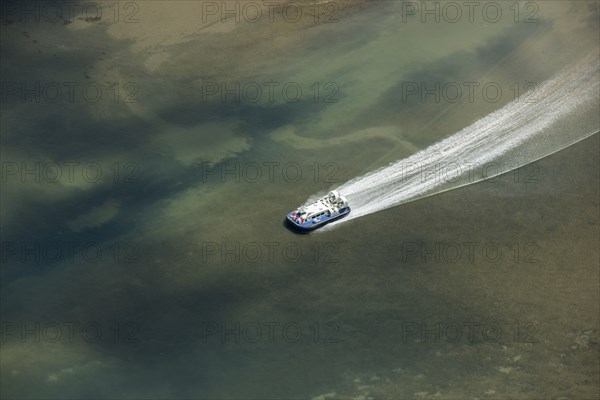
286 190 350 231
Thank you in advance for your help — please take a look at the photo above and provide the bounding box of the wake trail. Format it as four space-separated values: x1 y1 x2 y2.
320 54 600 228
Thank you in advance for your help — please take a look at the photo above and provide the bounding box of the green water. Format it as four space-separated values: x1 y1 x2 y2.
1 1 598 398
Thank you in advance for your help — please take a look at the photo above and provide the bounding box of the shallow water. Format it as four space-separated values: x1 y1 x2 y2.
1 1 598 399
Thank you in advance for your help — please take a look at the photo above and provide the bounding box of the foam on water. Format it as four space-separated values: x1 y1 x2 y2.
319 55 600 228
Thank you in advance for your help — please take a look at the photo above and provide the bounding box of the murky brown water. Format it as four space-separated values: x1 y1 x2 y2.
1 1 598 398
